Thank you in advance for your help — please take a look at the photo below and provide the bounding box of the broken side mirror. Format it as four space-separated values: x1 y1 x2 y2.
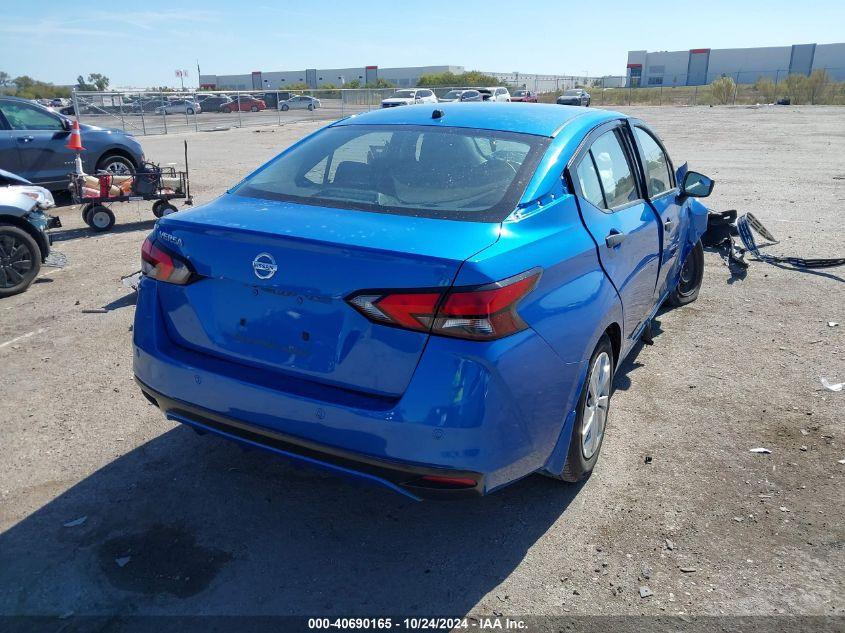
681 171 714 198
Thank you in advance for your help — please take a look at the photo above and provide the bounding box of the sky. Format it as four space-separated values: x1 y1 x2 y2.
2 0 845 88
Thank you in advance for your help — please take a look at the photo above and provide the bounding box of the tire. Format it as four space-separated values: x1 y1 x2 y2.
667 239 705 307
96 153 135 177
0 225 42 298
82 203 94 226
250 105 259 112
186 108 194 115
280 104 289 111
555 335 614 482
152 201 178 218
308 104 314 111
222 106 231 113
88 205 115 232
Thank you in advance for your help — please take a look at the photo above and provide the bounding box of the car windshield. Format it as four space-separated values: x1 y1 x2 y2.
393 91 415 98
564 89 581 96
442 90 462 99
514 91 527 96
234 124 549 222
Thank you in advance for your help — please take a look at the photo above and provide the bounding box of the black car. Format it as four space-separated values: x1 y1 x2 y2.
0 169 61 297
556 88 591 107
196 95 233 112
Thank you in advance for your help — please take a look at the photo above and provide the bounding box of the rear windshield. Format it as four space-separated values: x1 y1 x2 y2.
234 124 549 222
564 89 580 96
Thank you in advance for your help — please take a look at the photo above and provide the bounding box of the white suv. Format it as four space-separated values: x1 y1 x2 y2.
476 87 511 102
381 89 438 108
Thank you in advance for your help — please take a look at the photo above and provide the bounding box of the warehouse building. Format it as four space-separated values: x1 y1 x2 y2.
200 65 466 90
626 42 845 87
199 65 588 92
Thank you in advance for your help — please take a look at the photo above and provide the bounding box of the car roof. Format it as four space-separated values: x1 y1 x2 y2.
335 102 621 138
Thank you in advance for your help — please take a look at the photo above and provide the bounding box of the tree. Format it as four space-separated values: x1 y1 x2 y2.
754 76 778 103
0 71 10 87
806 69 830 104
709 75 736 105
345 79 361 89
76 73 109 91
417 70 501 87
364 78 394 89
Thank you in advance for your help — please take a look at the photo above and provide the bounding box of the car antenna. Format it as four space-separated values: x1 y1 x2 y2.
431 109 444 119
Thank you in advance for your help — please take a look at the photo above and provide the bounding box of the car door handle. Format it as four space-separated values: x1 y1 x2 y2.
16 135 35 143
605 230 626 248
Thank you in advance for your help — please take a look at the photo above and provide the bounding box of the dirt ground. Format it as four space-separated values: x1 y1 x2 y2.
0 106 843 621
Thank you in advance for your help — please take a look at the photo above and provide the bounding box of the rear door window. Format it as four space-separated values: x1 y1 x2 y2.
576 156 606 209
589 130 639 209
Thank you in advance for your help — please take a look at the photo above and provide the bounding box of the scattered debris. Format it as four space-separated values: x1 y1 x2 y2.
679 567 697 573
820 378 843 392
665 538 675 551
639 586 653 598
800 429 809 436
63 516 87 528
838 459 845 465
121 271 142 291
733 516 744 522
800 445 808 452
642 566 652 579
81 308 108 314
115 556 131 568
749 447 772 454
828 321 839 327
644 455 653 464
780 506 790 513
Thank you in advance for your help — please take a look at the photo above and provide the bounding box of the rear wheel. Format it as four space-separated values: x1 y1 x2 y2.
250 105 259 112
555 335 614 482
280 104 289 111
667 240 704 306
186 107 195 115
0 225 41 298
88 205 115 232
308 103 314 111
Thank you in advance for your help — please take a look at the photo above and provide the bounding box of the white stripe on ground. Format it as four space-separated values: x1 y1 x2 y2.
0 328 47 349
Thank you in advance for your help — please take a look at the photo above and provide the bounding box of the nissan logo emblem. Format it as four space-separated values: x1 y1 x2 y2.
252 253 277 280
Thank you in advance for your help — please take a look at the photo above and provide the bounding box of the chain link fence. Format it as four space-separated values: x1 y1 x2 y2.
72 69 845 136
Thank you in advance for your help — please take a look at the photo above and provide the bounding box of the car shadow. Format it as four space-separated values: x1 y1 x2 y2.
613 316 664 392
51 219 157 243
0 421 583 617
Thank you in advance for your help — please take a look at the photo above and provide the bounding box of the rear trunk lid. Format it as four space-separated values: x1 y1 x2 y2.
153 194 501 397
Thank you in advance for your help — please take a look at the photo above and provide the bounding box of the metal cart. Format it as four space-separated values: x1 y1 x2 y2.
68 141 193 232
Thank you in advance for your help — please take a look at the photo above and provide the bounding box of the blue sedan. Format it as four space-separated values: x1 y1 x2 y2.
133 103 712 498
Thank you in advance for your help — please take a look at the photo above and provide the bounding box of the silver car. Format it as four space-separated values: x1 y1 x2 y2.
279 96 321 111
155 100 202 115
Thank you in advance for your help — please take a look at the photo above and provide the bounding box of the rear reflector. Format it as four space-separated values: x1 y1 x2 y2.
416 475 478 489
347 269 540 341
141 236 195 285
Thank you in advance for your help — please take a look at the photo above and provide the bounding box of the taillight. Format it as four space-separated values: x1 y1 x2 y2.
141 236 194 285
347 269 540 341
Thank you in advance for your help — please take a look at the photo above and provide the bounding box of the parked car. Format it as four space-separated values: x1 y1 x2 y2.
0 169 61 297
438 89 482 103
0 96 145 191
511 89 538 103
221 96 266 112
279 96 321 111
155 100 202 115
134 103 712 498
476 87 511 102
557 88 591 107
196 95 233 112
381 89 438 108
50 98 67 108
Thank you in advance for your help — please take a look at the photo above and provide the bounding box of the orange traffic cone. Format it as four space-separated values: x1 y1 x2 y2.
66 119 85 151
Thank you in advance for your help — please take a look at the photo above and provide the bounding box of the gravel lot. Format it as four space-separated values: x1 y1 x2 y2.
1 106 843 620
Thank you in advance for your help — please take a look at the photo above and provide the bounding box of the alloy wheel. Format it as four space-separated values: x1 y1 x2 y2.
581 351 611 460
0 234 33 289
102 160 131 176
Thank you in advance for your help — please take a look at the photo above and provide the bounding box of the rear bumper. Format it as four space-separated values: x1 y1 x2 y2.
133 278 585 497
136 378 483 500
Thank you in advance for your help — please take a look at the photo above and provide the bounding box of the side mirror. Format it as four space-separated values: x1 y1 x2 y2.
61 117 72 131
681 171 714 198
